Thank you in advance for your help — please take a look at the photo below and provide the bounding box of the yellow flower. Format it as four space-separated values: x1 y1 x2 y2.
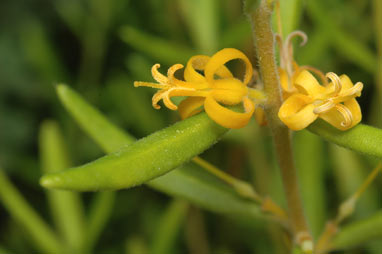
276 31 328 98
278 70 363 131
134 48 265 129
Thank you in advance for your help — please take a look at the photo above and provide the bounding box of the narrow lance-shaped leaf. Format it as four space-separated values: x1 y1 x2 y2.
119 26 195 65
84 191 116 252
294 130 326 238
41 103 227 191
0 169 63 254
308 120 382 158
51 85 124 252
151 200 189 254
39 120 85 253
279 0 303 35
179 0 218 54
42 84 263 220
306 0 377 73
331 211 382 250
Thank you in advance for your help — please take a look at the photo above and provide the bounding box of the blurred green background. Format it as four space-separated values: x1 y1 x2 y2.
0 0 381 253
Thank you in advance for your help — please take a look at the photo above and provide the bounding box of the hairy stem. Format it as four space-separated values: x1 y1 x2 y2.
249 0 312 250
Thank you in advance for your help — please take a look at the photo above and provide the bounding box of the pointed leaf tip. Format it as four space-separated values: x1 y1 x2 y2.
40 174 59 189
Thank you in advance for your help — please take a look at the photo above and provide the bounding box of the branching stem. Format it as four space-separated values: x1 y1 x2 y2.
249 0 312 251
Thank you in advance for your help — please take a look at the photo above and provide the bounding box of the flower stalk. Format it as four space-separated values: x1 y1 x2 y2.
250 0 312 251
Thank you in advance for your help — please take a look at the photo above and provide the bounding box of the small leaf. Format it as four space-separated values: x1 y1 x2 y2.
306 0 377 73
119 26 195 65
45 84 262 219
39 120 86 253
84 191 116 252
294 130 326 238
149 163 261 218
279 0 303 35
0 169 63 254
308 120 382 158
151 200 188 254
331 211 382 250
41 108 227 191
179 0 218 54
55 84 135 153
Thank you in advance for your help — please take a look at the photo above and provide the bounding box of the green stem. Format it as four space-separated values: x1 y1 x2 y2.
373 0 382 126
0 169 64 254
250 0 311 250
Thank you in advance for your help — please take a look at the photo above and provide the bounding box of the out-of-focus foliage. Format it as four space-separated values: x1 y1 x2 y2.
0 0 380 253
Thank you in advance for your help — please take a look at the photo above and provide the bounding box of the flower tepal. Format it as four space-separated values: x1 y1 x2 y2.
278 70 363 131
134 48 265 129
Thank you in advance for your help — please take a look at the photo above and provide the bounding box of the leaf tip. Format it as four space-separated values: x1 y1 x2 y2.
55 83 69 95
40 174 60 189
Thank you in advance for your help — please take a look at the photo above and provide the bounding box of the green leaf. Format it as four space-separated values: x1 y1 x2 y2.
330 145 380 216
331 211 382 250
151 200 188 254
40 85 262 219
0 169 63 254
41 101 227 191
279 0 303 35
48 86 120 252
119 26 195 65
84 191 116 252
19 18 68 83
220 18 251 48
55 84 135 153
306 0 377 73
294 130 326 238
149 163 261 218
178 0 218 54
39 120 86 253
308 120 382 158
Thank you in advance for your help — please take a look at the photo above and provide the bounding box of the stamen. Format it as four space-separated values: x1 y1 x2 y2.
341 82 363 97
326 72 342 95
162 92 178 110
313 99 335 114
336 104 353 127
152 90 167 109
285 30 308 48
167 64 184 82
151 64 169 84
283 31 308 78
134 81 170 89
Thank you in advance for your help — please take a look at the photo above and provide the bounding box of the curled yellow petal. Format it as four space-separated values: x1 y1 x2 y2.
134 48 262 129
178 97 205 119
204 48 253 86
279 68 291 92
210 78 248 105
184 55 209 83
204 95 255 129
278 94 318 131
184 55 233 84
294 70 326 96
